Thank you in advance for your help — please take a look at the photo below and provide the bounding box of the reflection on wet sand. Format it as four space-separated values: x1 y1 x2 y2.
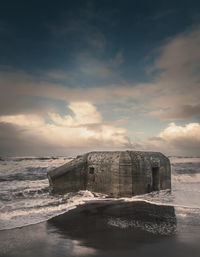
2 200 200 257
47 200 176 250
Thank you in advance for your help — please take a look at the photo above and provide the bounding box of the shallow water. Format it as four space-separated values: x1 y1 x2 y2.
0 156 200 256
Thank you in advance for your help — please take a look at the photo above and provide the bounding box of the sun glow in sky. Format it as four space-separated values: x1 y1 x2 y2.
0 0 200 156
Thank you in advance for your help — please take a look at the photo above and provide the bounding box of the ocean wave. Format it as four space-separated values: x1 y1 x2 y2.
0 190 106 230
172 162 200 174
0 188 49 201
13 187 49 198
0 166 54 182
169 156 200 163
0 179 49 201
172 173 200 183
120 189 200 210
10 157 74 162
1 190 200 231
0 173 47 182
0 157 72 183
0 178 48 189
12 157 59 161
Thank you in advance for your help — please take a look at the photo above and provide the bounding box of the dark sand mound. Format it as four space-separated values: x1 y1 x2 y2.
47 200 176 250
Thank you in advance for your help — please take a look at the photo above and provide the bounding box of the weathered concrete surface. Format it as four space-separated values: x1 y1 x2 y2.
47 151 171 196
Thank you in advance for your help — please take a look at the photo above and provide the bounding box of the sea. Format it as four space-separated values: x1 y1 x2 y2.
0 155 200 255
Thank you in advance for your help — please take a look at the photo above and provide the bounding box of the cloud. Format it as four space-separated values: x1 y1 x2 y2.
74 51 125 85
152 9 176 21
149 26 200 80
0 102 129 156
148 136 164 142
148 25 200 120
159 122 200 155
150 104 200 120
48 15 106 49
0 114 44 127
78 54 118 81
0 123 42 156
138 122 200 156
0 67 145 116
49 102 102 126
110 51 124 67
2 25 200 121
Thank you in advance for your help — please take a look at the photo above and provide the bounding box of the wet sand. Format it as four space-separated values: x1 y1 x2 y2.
0 200 200 257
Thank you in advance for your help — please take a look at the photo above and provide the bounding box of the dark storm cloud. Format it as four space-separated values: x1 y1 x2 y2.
0 95 55 116
148 25 200 120
152 9 176 21
1 0 199 76
0 123 40 156
0 69 57 115
48 18 106 49
152 105 200 120
0 122 75 156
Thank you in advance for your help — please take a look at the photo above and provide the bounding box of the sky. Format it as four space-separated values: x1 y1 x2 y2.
0 0 200 156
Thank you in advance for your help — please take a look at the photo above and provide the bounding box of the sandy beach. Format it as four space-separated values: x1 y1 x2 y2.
1 200 199 257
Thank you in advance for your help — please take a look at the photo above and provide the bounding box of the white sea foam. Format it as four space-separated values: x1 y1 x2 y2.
169 156 200 163
0 190 107 230
0 156 200 231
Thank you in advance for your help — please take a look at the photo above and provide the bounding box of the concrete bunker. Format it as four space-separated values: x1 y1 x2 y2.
89 167 95 174
47 151 171 197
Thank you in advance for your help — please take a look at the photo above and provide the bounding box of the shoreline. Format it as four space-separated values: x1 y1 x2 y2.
0 200 200 257
0 200 177 256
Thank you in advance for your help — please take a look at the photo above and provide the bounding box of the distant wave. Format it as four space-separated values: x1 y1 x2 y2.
0 156 74 162
0 171 47 182
0 187 49 201
0 190 104 230
13 157 61 161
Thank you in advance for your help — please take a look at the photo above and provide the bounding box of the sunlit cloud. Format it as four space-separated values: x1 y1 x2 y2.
0 102 129 155
139 122 200 156
49 102 102 126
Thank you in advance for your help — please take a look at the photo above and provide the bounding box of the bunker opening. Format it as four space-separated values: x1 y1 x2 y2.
89 167 95 174
152 167 160 191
